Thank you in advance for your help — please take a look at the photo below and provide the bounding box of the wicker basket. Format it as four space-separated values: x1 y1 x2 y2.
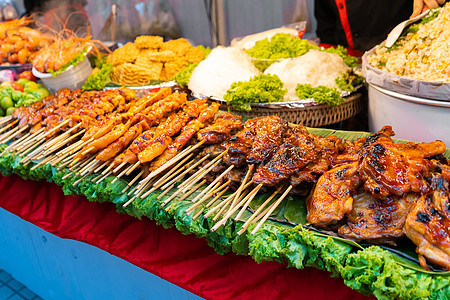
211 93 363 127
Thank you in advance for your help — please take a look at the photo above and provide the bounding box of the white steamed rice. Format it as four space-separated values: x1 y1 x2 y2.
264 49 350 101
188 46 261 98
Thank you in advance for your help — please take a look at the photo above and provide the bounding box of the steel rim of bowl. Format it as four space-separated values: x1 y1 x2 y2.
369 83 450 108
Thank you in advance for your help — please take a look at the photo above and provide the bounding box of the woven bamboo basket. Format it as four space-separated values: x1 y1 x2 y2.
210 93 363 127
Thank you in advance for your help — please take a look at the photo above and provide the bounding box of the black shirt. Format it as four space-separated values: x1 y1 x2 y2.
315 0 413 51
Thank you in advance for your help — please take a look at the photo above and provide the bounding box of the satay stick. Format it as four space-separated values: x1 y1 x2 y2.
112 161 127 174
121 170 144 193
251 185 292 235
190 165 234 203
0 115 12 126
211 184 262 231
94 160 112 173
177 180 207 202
229 164 254 211
146 141 205 180
237 186 282 235
203 182 252 219
158 155 209 192
0 119 18 136
125 161 140 175
0 125 29 145
186 180 230 214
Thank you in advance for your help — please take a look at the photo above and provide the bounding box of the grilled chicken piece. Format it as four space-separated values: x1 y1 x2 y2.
246 116 288 165
405 174 450 270
306 162 361 227
359 139 446 199
338 191 417 244
221 118 258 167
289 135 344 187
197 112 243 144
252 125 321 186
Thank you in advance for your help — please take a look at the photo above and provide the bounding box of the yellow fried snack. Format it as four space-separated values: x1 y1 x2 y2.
184 46 205 64
161 38 192 56
107 42 139 66
108 36 206 86
163 57 188 80
135 36 164 50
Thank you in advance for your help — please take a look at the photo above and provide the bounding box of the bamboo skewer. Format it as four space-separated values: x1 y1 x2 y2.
190 165 234 203
191 185 231 220
112 162 126 174
250 185 293 235
14 128 45 152
203 182 252 219
236 186 282 235
175 151 227 196
0 126 20 144
147 153 195 191
121 170 144 193
125 161 140 175
185 180 230 214
234 183 263 221
229 165 254 211
111 163 135 184
101 163 115 175
94 160 111 173
80 146 95 157
41 119 71 139
1 132 31 155
211 184 262 231
145 140 205 181
158 154 210 192
177 180 207 202
78 159 99 176
176 158 222 196
0 115 12 126
0 119 18 136
0 125 29 145
93 171 111 184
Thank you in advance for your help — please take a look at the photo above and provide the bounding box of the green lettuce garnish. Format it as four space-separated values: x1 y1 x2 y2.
322 45 359 68
245 33 319 59
82 63 113 91
224 74 287 111
335 70 364 92
295 83 344 107
173 63 198 89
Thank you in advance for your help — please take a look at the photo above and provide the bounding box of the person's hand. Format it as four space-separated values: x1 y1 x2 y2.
411 0 446 18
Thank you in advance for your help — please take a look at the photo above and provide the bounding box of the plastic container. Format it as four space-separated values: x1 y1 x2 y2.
368 83 450 145
32 57 92 92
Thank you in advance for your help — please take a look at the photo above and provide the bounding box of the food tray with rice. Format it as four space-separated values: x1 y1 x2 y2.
182 33 364 125
363 3 450 100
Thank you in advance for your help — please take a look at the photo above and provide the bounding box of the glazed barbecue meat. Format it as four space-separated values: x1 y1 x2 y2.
338 191 417 244
289 135 344 187
252 125 321 186
306 162 361 227
358 139 446 199
197 112 243 144
246 116 288 165
221 118 258 166
405 174 450 270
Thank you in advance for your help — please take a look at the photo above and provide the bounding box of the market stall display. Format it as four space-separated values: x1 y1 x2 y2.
0 83 450 294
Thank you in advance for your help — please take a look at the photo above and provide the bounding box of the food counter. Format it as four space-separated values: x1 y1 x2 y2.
0 173 368 300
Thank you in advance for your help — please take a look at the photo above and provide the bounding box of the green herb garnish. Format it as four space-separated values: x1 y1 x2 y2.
335 70 364 92
295 84 344 107
224 74 287 111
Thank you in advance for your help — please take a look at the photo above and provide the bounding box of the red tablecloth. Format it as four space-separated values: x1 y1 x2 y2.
0 174 371 299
